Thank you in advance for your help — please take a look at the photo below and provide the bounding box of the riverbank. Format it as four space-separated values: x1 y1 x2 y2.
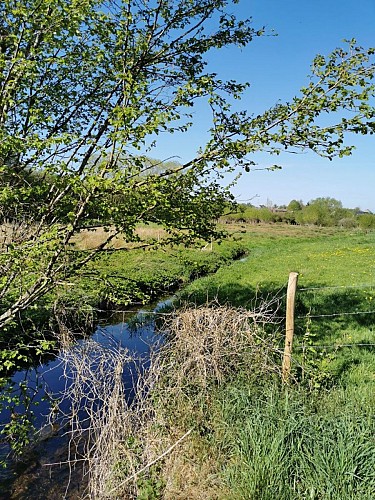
77 225 374 498
1 225 375 498
0 233 246 379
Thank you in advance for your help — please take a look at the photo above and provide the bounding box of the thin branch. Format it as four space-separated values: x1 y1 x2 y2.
107 428 193 494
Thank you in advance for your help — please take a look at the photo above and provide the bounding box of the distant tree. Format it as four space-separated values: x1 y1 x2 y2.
358 214 375 231
298 197 346 226
338 217 358 229
287 200 303 212
257 207 274 223
1 0 375 331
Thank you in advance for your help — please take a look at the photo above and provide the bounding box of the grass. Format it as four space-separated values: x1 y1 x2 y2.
180 226 375 386
58 235 246 309
4 223 375 498
215 383 375 500
161 225 375 499
182 226 375 303
61 224 375 500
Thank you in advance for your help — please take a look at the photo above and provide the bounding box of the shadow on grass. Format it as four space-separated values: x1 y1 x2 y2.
179 280 375 345
179 280 288 310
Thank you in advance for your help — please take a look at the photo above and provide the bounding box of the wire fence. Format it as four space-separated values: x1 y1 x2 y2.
49 278 375 321
14 276 375 364
295 281 375 324
278 276 375 381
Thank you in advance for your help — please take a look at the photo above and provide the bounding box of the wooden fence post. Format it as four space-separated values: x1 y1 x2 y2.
282 272 299 383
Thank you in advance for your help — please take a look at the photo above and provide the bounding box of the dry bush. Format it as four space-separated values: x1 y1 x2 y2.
157 305 280 392
48 326 167 499
49 334 147 499
49 304 280 499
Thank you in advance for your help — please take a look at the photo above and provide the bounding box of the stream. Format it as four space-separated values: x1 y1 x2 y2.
0 299 172 499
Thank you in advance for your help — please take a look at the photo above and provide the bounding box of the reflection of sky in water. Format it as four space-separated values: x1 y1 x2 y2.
0 298 171 481
93 315 156 353
0 356 66 428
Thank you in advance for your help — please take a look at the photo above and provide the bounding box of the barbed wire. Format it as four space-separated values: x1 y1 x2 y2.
294 343 375 350
296 309 375 319
299 283 375 292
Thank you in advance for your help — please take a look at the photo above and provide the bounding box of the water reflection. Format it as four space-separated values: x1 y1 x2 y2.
0 298 171 498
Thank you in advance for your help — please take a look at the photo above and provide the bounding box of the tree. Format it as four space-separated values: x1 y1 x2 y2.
358 213 375 231
287 200 303 212
297 197 349 226
0 0 375 331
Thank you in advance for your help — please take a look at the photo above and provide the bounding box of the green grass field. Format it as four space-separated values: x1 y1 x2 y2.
4 224 374 498
182 225 375 299
167 225 375 499
181 225 375 385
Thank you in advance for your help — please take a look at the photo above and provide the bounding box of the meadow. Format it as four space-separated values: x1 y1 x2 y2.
181 225 375 385
62 223 374 499
2 224 374 499
164 224 375 499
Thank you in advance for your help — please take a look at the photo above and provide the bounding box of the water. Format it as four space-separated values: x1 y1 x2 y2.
0 299 172 499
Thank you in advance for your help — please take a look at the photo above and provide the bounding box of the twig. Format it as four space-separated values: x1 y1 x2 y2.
43 457 88 467
106 428 193 495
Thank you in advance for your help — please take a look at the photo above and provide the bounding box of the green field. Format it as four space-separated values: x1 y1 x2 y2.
182 224 375 299
181 225 375 384
150 225 375 499
3 224 375 498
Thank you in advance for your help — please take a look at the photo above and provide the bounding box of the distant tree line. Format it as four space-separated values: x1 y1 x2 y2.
221 197 375 230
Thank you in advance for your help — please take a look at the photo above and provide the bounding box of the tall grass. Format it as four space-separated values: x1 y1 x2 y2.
215 383 375 499
49 296 375 499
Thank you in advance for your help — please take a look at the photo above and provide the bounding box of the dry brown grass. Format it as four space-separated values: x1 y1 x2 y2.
0 221 36 248
71 225 167 250
162 438 231 500
0 222 168 251
158 305 278 391
50 303 280 499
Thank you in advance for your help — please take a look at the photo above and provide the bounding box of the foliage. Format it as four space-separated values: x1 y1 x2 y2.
358 213 375 230
0 0 256 330
296 197 345 226
0 377 44 464
287 199 303 212
222 197 371 227
0 0 374 332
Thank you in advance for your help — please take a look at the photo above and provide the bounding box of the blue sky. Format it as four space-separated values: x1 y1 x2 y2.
152 0 375 210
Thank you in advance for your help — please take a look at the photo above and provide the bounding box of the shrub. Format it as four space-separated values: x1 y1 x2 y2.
358 214 375 231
